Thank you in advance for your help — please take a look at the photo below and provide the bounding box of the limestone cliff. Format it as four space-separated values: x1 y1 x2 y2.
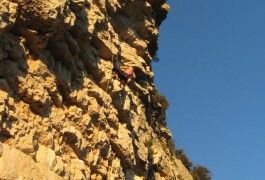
0 0 192 179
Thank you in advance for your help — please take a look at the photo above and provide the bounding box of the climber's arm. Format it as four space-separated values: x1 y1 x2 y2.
119 66 128 70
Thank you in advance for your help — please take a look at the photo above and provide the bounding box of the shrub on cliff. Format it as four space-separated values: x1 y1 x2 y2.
167 139 211 179
152 53 160 62
151 88 169 125
191 165 211 180
175 148 193 171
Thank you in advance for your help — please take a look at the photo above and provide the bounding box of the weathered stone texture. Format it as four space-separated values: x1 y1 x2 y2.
0 0 192 179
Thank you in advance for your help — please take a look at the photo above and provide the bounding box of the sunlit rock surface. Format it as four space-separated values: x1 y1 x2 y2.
0 0 192 179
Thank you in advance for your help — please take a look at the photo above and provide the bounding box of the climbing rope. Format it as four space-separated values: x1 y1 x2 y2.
92 14 126 173
91 30 117 170
95 31 115 142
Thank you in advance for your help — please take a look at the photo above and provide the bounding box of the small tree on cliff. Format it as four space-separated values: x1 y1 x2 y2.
151 88 169 125
191 165 211 180
152 53 160 62
175 148 193 171
174 148 211 180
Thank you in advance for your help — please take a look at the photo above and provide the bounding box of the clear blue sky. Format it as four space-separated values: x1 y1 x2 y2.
152 0 265 180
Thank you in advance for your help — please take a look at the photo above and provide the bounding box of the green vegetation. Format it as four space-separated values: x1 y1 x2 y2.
152 53 160 62
144 139 154 160
166 138 211 180
175 148 193 171
176 147 211 180
177 174 185 180
167 139 176 155
145 139 155 179
191 165 211 180
150 88 211 180
150 88 169 126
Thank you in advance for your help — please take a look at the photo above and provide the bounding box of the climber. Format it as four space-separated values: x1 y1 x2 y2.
112 65 135 89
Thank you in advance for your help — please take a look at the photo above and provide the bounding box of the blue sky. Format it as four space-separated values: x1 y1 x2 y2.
152 0 265 179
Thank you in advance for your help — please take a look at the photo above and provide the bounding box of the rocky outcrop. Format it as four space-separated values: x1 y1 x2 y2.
0 0 192 179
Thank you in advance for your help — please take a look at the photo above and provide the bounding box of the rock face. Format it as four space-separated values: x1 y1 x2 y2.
0 0 192 179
